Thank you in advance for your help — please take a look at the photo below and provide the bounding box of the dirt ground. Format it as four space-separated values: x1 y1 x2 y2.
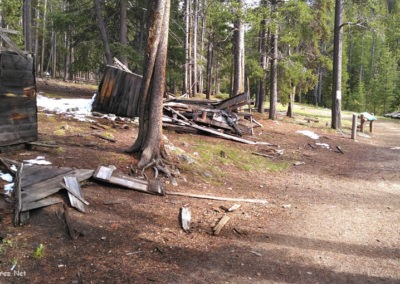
0 80 399 283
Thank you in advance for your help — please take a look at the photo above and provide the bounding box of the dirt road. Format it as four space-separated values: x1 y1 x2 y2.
1 102 399 283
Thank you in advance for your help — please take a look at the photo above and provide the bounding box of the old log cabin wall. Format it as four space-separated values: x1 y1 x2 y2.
92 66 143 118
0 51 37 147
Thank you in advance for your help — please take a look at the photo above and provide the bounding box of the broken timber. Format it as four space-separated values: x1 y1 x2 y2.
62 176 89 213
180 206 191 232
166 191 268 204
93 166 164 195
213 215 230 235
165 106 274 145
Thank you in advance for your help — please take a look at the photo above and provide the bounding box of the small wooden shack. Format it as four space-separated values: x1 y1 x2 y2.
0 50 37 147
92 65 143 118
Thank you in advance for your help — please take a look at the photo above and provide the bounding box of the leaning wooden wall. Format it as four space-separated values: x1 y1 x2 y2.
0 51 37 147
92 66 143 118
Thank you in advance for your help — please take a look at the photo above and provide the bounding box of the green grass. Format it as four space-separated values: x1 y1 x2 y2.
178 136 289 184
33 244 45 259
0 239 13 255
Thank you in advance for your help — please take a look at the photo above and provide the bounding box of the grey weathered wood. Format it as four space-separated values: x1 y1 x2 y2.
22 166 72 188
351 114 357 140
26 142 58 149
166 191 268 204
213 215 230 235
180 207 191 232
0 28 19 35
62 176 88 213
93 166 164 195
252 152 274 159
22 169 94 204
93 166 114 180
21 196 63 212
13 162 23 226
92 133 116 143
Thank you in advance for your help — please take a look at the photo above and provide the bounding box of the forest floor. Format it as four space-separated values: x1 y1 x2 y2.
0 79 399 283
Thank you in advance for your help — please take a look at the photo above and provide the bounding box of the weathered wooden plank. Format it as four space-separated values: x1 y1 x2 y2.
21 166 73 188
166 191 268 204
13 162 23 226
21 196 63 212
93 166 164 195
62 176 88 213
213 215 230 235
62 176 88 212
22 169 94 204
215 92 249 110
180 207 191 232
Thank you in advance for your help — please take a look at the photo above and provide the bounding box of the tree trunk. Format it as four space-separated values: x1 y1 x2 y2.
23 0 32 52
331 0 343 129
232 0 245 97
183 0 190 95
269 26 278 120
257 15 268 113
287 85 296 118
205 33 213 100
191 0 198 97
198 0 206 95
120 0 128 66
40 0 47 76
34 2 40 74
51 28 57 79
126 0 171 170
94 0 113 65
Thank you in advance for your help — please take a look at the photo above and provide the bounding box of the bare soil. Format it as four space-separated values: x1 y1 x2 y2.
0 81 399 283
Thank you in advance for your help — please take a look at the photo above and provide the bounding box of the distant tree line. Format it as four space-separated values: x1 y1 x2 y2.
0 0 398 115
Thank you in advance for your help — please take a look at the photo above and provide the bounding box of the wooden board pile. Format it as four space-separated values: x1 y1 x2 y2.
0 158 164 231
384 112 400 119
163 92 263 144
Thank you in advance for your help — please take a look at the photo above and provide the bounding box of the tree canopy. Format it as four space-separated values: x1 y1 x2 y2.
1 0 398 115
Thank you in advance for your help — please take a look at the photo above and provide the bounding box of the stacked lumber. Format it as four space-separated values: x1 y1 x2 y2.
384 112 400 119
163 93 264 144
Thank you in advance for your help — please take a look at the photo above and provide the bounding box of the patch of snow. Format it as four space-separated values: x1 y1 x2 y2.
23 156 52 165
37 94 96 122
4 183 14 195
390 147 400 150
0 171 13 183
315 143 330 149
296 130 320 140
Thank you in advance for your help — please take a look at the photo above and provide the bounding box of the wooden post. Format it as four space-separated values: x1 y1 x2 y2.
351 114 357 140
370 120 374 133
360 114 365 133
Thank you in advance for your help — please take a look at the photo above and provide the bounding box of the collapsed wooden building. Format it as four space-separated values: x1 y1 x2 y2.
0 30 37 148
92 61 143 118
93 61 261 144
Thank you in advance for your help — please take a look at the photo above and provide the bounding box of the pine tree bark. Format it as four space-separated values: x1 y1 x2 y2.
183 0 190 95
126 0 171 170
191 0 198 97
94 0 113 65
205 33 213 100
232 0 245 97
331 0 343 129
257 16 268 113
40 0 47 76
120 0 128 66
23 0 32 52
269 26 278 120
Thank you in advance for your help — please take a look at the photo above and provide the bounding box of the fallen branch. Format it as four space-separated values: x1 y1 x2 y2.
166 191 268 204
252 152 275 159
92 133 116 143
